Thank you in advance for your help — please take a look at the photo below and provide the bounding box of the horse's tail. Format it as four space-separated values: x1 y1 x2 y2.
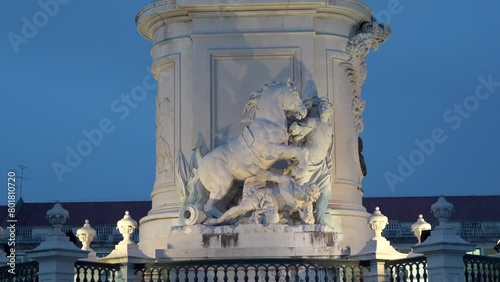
176 148 209 210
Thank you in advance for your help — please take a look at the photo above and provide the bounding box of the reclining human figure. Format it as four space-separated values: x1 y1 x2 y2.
205 175 320 225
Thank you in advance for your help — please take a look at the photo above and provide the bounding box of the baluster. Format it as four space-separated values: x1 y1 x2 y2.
284 264 291 282
408 262 415 282
330 265 338 282
464 260 470 282
243 265 249 282
478 261 485 282
233 264 239 282
313 265 320 282
223 265 229 282
202 266 207 282
304 264 311 282
148 267 155 282
183 266 189 282
193 266 199 282
214 266 220 282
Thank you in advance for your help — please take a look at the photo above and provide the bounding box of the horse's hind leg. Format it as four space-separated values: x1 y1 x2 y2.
203 176 234 218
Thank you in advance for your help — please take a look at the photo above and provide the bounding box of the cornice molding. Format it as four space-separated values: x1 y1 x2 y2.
136 0 372 41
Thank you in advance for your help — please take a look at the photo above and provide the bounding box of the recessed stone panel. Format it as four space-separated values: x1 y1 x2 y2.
210 49 300 146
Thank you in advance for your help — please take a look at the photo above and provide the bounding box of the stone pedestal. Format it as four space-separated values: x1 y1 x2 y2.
100 211 155 282
327 206 372 256
100 244 155 282
27 232 88 282
350 207 408 282
27 203 88 282
412 197 476 282
136 0 389 257
413 240 474 282
158 224 346 260
351 239 408 282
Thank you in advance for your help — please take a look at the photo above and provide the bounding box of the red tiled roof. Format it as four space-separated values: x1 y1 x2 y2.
1 200 151 227
363 195 500 222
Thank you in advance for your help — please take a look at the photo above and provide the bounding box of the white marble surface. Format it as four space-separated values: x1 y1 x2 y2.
159 224 347 260
136 0 389 257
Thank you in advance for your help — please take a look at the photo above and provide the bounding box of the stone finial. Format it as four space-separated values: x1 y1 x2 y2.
46 203 69 232
117 211 137 245
431 196 454 228
76 219 97 251
368 207 388 240
411 214 432 244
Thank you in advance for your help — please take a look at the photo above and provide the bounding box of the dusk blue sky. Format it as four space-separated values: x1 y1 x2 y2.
1 1 499 204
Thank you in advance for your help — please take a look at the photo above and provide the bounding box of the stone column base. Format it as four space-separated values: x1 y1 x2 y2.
326 207 372 255
138 211 180 258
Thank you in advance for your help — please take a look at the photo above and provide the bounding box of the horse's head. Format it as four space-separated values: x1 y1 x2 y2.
241 80 307 125
282 79 307 119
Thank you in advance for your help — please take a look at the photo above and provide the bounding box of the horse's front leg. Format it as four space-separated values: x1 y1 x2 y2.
260 144 309 179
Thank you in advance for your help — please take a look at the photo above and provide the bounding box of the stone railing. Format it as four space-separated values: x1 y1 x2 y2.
135 258 368 282
464 254 500 282
74 260 120 282
385 256 427 282
0 261 39 282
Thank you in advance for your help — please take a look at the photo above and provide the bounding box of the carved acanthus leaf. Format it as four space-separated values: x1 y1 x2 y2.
347 22 391 87
343 21 391 134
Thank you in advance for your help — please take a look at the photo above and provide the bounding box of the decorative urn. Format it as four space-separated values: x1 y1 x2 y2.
46 202 69 231
411 214 432 244
116 211 137 245
431 196 454 227
368 207 388 240
76 219 97 251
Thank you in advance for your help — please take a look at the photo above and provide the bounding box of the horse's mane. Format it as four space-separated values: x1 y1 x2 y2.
240 81 284 125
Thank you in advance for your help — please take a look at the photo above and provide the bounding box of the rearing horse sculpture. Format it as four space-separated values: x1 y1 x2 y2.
179 80 309 217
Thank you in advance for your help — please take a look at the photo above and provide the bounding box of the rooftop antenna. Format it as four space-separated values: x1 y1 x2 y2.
18 165 29 199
